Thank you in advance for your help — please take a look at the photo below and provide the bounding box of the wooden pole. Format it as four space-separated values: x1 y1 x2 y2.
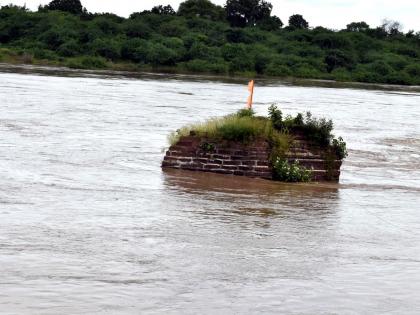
247 80 254 109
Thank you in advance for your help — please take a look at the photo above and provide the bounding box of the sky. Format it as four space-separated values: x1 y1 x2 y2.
2 0 420 31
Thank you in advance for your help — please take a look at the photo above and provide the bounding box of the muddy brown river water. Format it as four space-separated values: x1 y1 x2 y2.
1 65 420 314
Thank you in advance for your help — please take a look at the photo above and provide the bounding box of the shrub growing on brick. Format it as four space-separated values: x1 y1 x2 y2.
273 158 312 182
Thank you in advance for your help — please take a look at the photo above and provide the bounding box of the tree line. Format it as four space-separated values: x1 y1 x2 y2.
0 0 419 85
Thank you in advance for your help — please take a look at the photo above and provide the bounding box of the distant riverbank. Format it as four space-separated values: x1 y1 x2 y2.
1 3 420 88
1 62 420 94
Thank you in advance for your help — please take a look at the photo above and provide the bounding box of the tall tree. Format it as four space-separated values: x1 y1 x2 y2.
225 0 273 27
258 15 283 31
381 19 403 36
45 0 84 15
288 14 309 29
178 0 225 21
151 5 176 15
346 21 370 32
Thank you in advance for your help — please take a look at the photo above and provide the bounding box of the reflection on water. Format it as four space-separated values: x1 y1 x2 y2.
163 168 340 218
1 66 420 314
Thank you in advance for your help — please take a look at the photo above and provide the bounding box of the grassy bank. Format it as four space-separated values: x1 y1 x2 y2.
1 3 420 85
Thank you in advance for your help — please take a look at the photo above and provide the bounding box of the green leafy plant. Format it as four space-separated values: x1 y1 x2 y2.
273 158 312 182
332 136 348 159
267 104 348 162
300 111 333 146
236 108 255 118
268 104 283 129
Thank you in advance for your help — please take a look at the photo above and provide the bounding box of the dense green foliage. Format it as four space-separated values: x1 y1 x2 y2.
268 105 348 159
40 0 85 15
1 1 420 85
288 14 308 30
225 0 276 28
273 158 312 182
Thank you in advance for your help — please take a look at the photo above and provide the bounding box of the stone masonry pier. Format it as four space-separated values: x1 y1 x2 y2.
162 133 342 182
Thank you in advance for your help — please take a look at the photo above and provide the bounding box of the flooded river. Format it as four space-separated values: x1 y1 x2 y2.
1 65 420 314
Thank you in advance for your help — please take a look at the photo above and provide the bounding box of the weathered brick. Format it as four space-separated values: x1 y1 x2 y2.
257 161 270 166
242 160 256 166
162 134 343 182
223 160 241 166
204 164 221 170
193 158 208 163
178 157 193 163
216 149 233 155
223 165 239 171
254 166 270 172
211 154 226 159
196 152 212 158
164 156 181 163
169 150 187 157
184 164 204 170
163 163 181 169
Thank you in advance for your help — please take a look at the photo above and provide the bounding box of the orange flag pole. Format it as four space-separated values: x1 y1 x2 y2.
247 80 255 109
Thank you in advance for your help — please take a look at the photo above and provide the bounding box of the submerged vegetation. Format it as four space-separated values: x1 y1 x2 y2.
1 0 420 85
169 105 348 182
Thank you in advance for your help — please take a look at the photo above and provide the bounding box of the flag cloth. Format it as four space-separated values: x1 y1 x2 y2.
247 80 254 109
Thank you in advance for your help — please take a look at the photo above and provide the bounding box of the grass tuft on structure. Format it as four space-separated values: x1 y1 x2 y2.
169 110 290 151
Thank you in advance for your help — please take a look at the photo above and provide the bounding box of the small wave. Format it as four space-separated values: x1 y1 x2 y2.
0 200 34 205
369 256 420 263
381 136 420 148
40 182 138 193
339 183 420 193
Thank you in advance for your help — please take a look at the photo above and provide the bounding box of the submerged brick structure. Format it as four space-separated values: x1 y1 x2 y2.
162 132 343 182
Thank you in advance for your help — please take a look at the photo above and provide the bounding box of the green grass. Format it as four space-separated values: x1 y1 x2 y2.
0 48 18 63
169 113 291 155
65 56 108 69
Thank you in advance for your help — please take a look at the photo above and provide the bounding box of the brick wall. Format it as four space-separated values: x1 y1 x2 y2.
162 134 343 181
162 136 273 179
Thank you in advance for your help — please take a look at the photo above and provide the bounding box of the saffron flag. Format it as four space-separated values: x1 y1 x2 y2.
247 80 254 109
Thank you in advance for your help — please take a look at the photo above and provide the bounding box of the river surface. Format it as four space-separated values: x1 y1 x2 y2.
1 65 420 314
